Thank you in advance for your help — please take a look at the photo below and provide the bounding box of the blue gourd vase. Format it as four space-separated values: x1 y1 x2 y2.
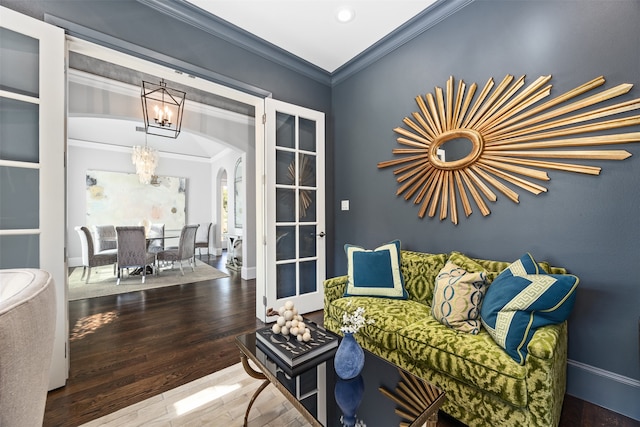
334 375 364 427
334 333 365 380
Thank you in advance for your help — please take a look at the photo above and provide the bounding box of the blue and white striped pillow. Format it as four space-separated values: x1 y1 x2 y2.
480 253 579 364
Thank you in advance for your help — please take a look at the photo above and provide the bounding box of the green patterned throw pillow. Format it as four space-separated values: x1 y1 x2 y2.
480 253 579 364
432 260 488 334
344 240 407 299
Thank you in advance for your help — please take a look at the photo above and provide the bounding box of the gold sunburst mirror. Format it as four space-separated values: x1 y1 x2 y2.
378 75 640 224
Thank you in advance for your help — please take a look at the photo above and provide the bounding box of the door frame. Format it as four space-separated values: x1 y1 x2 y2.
66 37 268 316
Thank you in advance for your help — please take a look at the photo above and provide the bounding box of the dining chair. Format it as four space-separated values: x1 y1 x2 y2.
156 224 199 276
147 223 165 254
194 222 212 261
115 226 155 285
93 225 117 253
75 226 117 283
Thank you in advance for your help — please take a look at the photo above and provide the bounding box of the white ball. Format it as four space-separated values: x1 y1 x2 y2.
277 317 286 326
290 327 299 336
278 306 285 316
285 320 292 328
303 332 311 342
297 315 304 321
305 328 310 335
284 300 294 310
291 319 299 328
281 326 289 335
297 334 304 342
292 308 298 315
272 324 281 334
284 310 294 321
297 322 305 331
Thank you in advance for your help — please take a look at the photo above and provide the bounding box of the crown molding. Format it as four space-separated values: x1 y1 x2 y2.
331 0 475 85
136 0 332 86
137 0 474 87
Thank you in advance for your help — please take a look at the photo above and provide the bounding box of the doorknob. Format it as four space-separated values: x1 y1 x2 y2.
318 231 326 238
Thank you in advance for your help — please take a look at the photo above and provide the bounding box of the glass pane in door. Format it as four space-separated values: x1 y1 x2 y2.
0 97 39 163
299 117 316 152
276 112 295 148
0 234 39 268
0 28 39 97
276 150 295 185
276 263 296 299
299 260 317 295
0 166 39 229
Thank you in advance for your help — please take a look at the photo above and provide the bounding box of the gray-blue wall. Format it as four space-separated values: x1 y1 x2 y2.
332 0 640 419
4 0 638 420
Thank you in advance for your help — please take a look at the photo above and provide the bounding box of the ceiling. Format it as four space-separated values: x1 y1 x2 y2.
185 0 438 73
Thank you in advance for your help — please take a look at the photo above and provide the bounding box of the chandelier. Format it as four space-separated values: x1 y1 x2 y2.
141 78 186 139
132 136 158 184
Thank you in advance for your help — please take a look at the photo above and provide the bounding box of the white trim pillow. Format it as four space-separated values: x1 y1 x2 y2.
344 240 407 299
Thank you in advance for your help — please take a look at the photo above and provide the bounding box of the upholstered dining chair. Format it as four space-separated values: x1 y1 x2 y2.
75 226 117 283
194 222 212 261
115 226 155 285
156 224 199 276
93 225 116 253
147 223 165 254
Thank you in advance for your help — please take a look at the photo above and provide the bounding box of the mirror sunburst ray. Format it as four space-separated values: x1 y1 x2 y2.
378 75 640 224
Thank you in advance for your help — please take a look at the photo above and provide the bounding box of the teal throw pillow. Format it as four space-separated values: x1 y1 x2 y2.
344 240 407 299
480 253 579 364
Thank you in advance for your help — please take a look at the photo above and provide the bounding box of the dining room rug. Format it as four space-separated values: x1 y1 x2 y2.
79 362 309 426
68 259 229 301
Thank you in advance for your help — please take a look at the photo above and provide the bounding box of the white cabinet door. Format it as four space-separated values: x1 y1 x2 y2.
0 6 68 389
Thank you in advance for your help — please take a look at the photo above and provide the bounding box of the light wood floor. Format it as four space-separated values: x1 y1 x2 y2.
44 252 639 427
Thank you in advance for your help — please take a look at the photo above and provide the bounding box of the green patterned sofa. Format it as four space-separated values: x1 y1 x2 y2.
324 250 569 427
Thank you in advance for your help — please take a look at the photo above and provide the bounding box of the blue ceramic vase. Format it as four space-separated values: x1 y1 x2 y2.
334 333 365 380
334 374 364 427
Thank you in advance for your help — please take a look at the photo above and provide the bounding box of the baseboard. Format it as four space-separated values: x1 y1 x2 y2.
567 359 640 421
241 265 256 280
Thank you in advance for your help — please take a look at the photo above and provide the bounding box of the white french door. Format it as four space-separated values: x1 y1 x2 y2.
264 98 326 317
0 7 68 388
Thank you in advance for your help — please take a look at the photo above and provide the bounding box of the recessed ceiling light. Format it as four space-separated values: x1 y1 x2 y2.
336 6 356 23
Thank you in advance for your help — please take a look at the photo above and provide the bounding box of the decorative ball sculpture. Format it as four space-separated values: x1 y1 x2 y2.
270 300 312 342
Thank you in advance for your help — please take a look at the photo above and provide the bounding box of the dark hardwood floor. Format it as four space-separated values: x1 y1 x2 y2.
45 253 639 426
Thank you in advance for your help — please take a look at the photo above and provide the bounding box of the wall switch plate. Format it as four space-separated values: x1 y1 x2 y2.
341 200 349 211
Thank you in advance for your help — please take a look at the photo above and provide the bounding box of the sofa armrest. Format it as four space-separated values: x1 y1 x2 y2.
324 275 348 308
527 322 564 360
525 321 568 427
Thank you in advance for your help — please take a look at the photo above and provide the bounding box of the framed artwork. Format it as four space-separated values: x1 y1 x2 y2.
86 170 186 231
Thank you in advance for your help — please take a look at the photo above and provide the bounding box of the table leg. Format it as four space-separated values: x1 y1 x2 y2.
240 353 269 426
424 411 438 427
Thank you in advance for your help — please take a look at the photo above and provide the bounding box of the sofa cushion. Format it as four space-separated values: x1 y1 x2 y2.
344 240 407 299
432 260 488 334
396 316 529 408
326 296 431 351
480 253 579 364
400 251 448 304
